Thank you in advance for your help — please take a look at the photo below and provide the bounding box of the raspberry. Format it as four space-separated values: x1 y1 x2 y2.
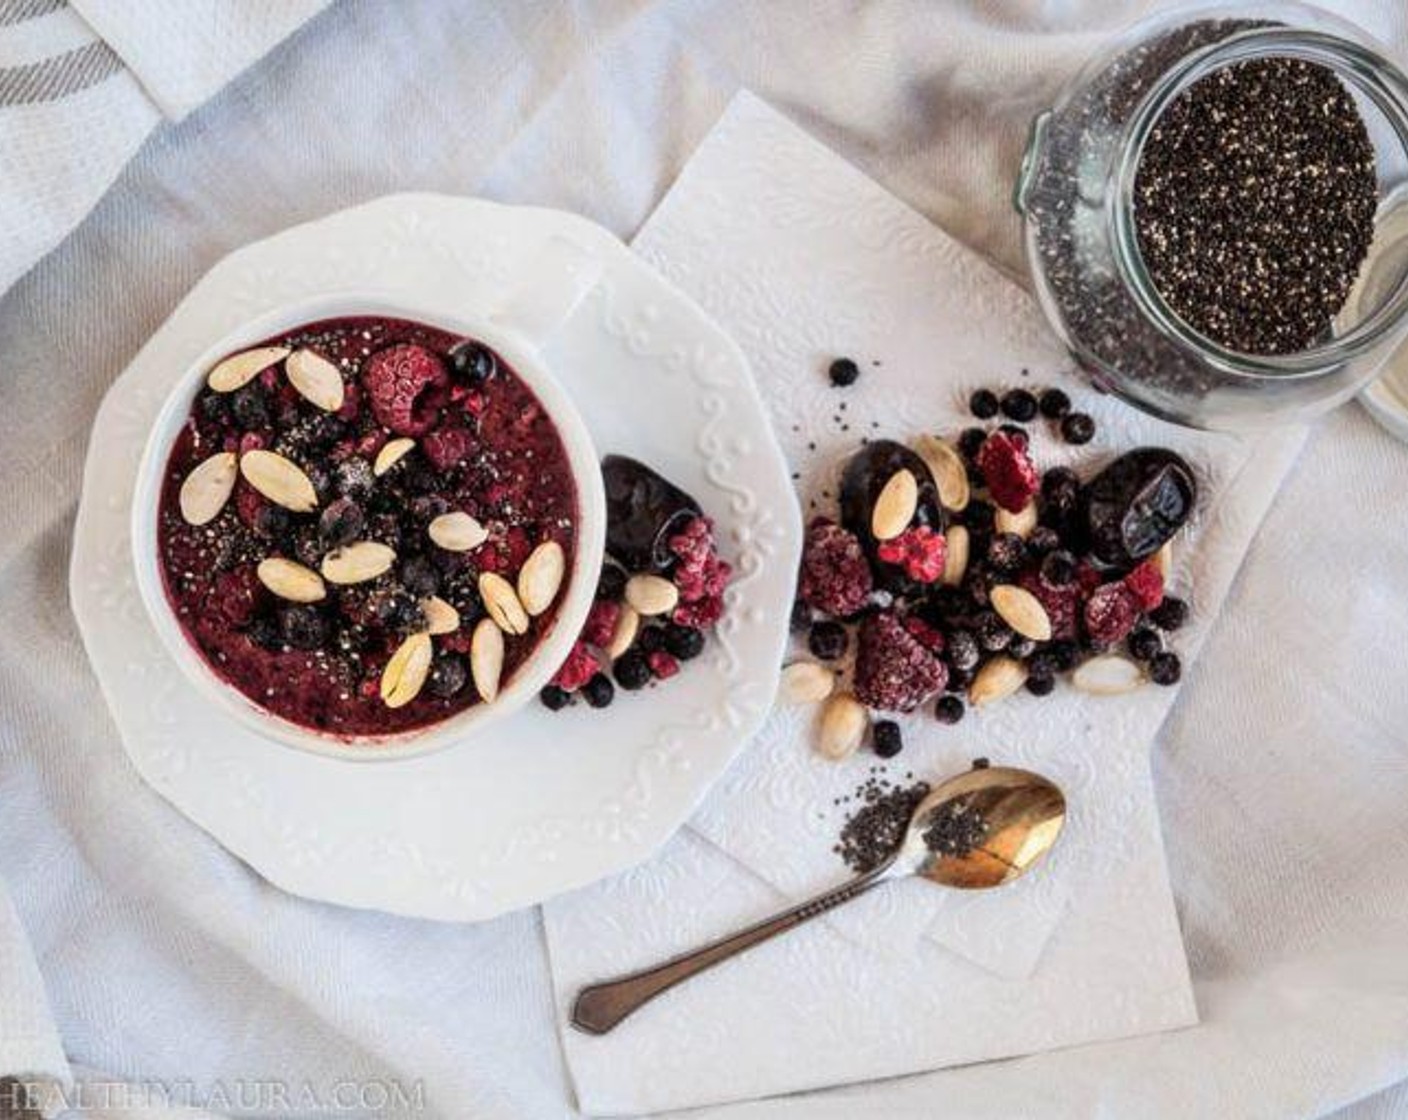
647 650 680 680
212 566 262 628
798 519 872 617
668 516 731 604
901 615 946 653
1075 560 1104 596
1019 567 1079 640
1084 582 1141 644
876 525 946 583
853 612 948 713
551 641 600 692
975 431 1039 512
234 483 266 530
421 422 476 470
336 382 361 422
363 344 449 436
582 599 621 648
1123 558 1165 611
673 595 724 629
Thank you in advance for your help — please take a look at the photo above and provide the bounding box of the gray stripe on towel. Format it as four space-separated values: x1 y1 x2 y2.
0 39 122 106
0 0 67 28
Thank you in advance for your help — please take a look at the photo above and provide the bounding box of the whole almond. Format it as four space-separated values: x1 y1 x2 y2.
941 524 970 587
995 502 1038 538
178 451 237 526
239 449 318 512
470 618 504 703
816 693 868 760
285 348 345 412
1154 542 1173 582
479 572 529 635
990 584 1053 641
969 656 1028 707
625 573 679 617
915 435 970 512
518 540 565 616
429 511 489 552
321 540 396 584
605 605 640 659
871 469 918 541
256 557 326 603
373 437 415 477
1072 655 1146 696
380 632 432 709
422 595 460 635
206 346 290 393
780 661 835 706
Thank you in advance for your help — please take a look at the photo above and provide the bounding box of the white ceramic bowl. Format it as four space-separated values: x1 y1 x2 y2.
130 292 606 761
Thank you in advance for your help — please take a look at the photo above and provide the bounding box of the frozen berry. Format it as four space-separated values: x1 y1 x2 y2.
1009 636 1037 660
1084 582 1141 644
364 344 449 436
945 665 975 692
1041 466 1081 512
245 615 279 650
945 629 980 672
319 497 364 547
540 685 571 711
231 384 270 430
613 651 651 690
1026 674 1056 696
872 720 903 758
637 627 664 654
987 532 1026 573
969 388 1000 419
1001 389 1038 422
1048 639 1079 671
963 569 991 608
254 504 292 541
790 599 812 632
582 673 615 708
1039 388 1071 418
552 642 600 692
1027 526 1061 554
808 620 848 661
853 611 947 712
902 615 945 653
1061 412 1096 444
1149 652 1182 686
975 611 1013 652
334 456 375 500
198 392 230 424
962 500 996 533
647 650 680 679
1123 559 1165 612
1026 651 1059 681
400 554 439 598
798 519 873 617
975 431 1039 512
597 564 627 601
1128 628 1163 661
933 695 966 724
447 341 496 386
278 606 327 651
664 623 705 660
828 357 860 387
958 427 988 460
422 422 476 470
583 599 622 648
1149 596 1189 631
427 654 469 698
1040 549 1078 587
997 423 1030 449
876 524 946 583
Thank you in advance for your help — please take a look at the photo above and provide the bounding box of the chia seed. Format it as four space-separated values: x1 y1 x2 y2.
833 776 930 874
920 798 989 858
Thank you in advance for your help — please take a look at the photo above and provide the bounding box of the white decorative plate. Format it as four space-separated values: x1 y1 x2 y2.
69 193 802 921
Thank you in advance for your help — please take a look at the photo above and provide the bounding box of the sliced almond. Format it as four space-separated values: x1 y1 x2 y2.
990 584 1053 641
373 438 415 477
995 501 1038 538
239 449 318 512
816 692 868 760
206 346 290 392
178 451 237 526
780 661 835 706
256 557 326 603
941 524 970 587
915 435 970 512
969 656 1028 707
1154 542 1173 582
321 540 396 585
380 632 432 709
518 540 565 616
285 348 345 412
605 605 640 659
479 572 529 635
428 511 489 552
1072 655 1146 696
470 618 504 703
625 573 679 617
422 595 460 636
871 469 918 541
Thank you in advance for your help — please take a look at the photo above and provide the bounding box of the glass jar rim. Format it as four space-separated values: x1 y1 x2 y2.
1110 25 1408 381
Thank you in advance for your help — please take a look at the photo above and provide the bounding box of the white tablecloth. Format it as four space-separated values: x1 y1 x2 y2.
2 2 1407 1117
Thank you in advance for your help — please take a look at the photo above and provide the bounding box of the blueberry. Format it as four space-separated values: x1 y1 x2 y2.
963 570 991 608
1149 652 1182 686
665 623 706 661
986 532 1026 574
198 392 231 424
279 606 327 650
1000 389 1038 422
1039 388 1071 418
1009 636 1037 660
962 500 996 533
1025 674 1056 696
828 357 860 387
808 620 848 661
969 389 1000 419
872 720 903 758
319 497 364 547
613 651 651 690
1027 526 1061 554
1048 639 1079 671
945 629 980 672
254 504 292 541
790 599 812 632
448 341 497 386
335 457 375 500
427 654 469 698
540 685 572 711
1061 412 1096 445
975 611 1013 652
934 695 966 724
400 554 440 598
1026 651 1059 680
958 427 988 460
945 665 975 692
1149 596 1189 631
636 626 664 653
1127 628 1163 661
596 564 627 602
582 673 615 708
997 423 1030 449
1040 549 1077 587
231 384 270 430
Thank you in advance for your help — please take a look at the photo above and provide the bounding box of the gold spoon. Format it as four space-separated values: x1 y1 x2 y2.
571 762 1065 1034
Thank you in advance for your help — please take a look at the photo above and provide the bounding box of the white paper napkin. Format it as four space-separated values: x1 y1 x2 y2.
542 92 1304 1115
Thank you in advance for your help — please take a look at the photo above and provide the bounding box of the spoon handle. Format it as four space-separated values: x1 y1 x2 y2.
570 862 892 1034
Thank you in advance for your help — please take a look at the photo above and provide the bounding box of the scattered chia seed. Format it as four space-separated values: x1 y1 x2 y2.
833 776 930 874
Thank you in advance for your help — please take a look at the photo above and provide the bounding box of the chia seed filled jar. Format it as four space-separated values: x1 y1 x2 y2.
1015 3 1408 430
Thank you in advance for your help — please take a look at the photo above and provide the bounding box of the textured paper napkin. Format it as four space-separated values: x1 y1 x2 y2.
543 92 1304 1116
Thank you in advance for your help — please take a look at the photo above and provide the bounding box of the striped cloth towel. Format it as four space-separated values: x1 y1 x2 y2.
0 0 329 299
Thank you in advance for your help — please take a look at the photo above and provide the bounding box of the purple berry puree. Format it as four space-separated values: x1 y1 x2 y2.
156 316 579 740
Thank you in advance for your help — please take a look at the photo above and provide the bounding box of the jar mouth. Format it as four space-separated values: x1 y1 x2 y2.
1111 25 1408 381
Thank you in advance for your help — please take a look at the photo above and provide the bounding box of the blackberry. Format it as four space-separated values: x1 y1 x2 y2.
334 456 375 500
1025 674 1056 696
872 720 903 758
828 357 861 387
613 651 651 690
1061 412 1096 445
975 611 1013 652
1149 652 1182 686
198 392 230 423
637 626 664 653
540 685 571 710
1040 549 1077 587
319 497 364 547
986 532 1026 574
245 615 279 650
962 500 996 533
1048 639 1079 672
1009 636 1037 660
427 654 469 698
1041 466 1081 511
1128 628 1163 661
231 384 269 430
1027 526 1061 555
969 388 1000 419
958 427 988 460
582 673 616 708
448 341 497 386
997 423 1030 449
933 694 966 724
279 606 327 650
664 623 706 660
790 599 812 632
1039 388 1071 418
400 554 440 598
808 620 848 661
1000 389 1038 422
596 564 627 601
945 629 980 672
1149 596 1189 631
963 570 991 608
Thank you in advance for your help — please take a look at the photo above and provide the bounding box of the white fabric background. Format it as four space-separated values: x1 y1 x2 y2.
1 1 1407 1117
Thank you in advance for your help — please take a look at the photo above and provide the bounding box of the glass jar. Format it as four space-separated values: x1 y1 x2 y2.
1014 3 1408 430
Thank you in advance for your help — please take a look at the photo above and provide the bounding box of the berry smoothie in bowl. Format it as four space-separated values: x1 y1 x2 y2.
131 292 606 760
